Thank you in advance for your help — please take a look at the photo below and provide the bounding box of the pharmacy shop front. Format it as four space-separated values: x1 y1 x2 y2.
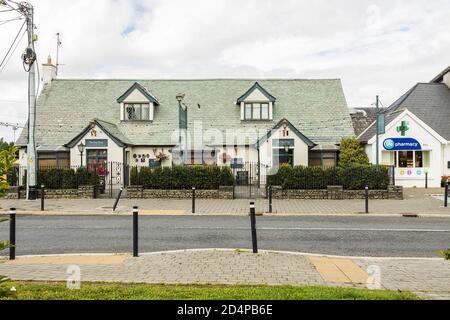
365 110 449 188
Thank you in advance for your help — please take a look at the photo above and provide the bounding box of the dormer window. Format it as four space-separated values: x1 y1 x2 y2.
117 82 160 122
237 82 276 121
124 103 150 121
244 103 270 120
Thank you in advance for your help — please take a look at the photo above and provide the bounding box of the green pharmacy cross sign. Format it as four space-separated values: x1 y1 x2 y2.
396 121 410 137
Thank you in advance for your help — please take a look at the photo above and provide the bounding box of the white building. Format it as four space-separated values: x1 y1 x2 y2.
358 66 450 188
16 58 355 192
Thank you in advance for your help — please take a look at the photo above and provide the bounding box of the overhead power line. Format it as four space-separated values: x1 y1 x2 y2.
0 24 26 72
0 18 26 70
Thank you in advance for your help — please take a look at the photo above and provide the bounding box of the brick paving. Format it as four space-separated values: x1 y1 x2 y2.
0 250 449 299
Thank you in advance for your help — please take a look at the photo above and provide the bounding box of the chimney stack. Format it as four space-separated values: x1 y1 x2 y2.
42 55 57 85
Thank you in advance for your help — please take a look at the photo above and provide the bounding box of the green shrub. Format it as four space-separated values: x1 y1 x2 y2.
135 165 234 190
130 167 139 185
37 167 97 189
339 138 369 166
269 164 390 190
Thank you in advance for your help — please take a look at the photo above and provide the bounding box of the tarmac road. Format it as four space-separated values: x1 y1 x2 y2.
1 215 450 257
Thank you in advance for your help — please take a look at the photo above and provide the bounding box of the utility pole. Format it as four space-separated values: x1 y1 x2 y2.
1 1 37 199
19 2 38 200
375 95 379 167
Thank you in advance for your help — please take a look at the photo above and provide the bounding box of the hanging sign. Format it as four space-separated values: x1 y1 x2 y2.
383 138 421 151
377 114 385 135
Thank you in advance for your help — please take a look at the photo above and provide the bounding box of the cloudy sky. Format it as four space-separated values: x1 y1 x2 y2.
0 0 449 142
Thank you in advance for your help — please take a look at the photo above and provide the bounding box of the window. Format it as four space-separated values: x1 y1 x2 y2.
245 104 252 119
309 151 337 168
87 149 107 169
393 150 429 168
398 151 414 168
244 103 270 120
415 151 423 168
261 103 269 119
124 103 150 121
38 152 70 168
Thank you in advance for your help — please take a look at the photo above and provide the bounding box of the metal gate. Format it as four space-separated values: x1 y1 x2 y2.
232 162 269 199
92 161 124 199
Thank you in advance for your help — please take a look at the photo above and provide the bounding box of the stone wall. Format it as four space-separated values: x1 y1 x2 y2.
272 185 403 200
8 185 95 199
127 186 234 200
77 185 95 199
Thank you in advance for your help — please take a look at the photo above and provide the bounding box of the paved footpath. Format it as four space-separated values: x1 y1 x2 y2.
1 249 449 300
0 188 449 217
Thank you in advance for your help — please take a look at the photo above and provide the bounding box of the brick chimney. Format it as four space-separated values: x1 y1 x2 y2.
42 55 57 85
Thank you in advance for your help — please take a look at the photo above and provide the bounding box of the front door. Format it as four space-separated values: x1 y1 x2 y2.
87 149 108 195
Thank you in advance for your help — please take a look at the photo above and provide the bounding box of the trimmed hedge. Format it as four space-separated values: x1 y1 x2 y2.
131 165 234 190
267 164 390 190
37 167 98 189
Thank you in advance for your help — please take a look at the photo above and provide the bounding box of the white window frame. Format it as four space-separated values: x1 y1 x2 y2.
124 103 151 121
244 103 270 121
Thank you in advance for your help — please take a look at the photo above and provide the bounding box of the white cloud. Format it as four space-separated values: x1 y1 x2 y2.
0 0 449 141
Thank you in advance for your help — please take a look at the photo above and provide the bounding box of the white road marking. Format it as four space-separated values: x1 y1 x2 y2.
170 227 450 233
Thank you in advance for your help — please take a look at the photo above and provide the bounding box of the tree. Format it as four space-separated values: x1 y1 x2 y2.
0 145 19 196
338 138 369 166
0 138 13 151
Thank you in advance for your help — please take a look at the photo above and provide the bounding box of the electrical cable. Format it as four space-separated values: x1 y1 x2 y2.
0 15 23 25
0 25 25 72
0 18 25 69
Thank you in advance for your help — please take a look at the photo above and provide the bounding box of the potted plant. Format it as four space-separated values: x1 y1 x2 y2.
156 152 169 162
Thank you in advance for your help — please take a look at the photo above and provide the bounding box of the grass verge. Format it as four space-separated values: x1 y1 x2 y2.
0 281 419 300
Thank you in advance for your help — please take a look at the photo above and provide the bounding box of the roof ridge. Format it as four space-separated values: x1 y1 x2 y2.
385 83 419 113
94 118 118 127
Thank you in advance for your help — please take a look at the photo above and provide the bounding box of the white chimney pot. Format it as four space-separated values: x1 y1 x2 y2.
42 55 57 85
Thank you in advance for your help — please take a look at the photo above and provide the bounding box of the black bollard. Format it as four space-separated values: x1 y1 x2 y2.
365 185 369 214
425 172 428 189
40 184 45 211
268 185 273 213
133 206 139 257
192 187 196 214
249 201 258 254
9 208 16 260
445 182 448 208
112 187 124 212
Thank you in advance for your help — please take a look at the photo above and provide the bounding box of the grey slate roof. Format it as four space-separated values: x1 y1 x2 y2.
358 83 450 142
350 107 386 136
16 79 355 148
